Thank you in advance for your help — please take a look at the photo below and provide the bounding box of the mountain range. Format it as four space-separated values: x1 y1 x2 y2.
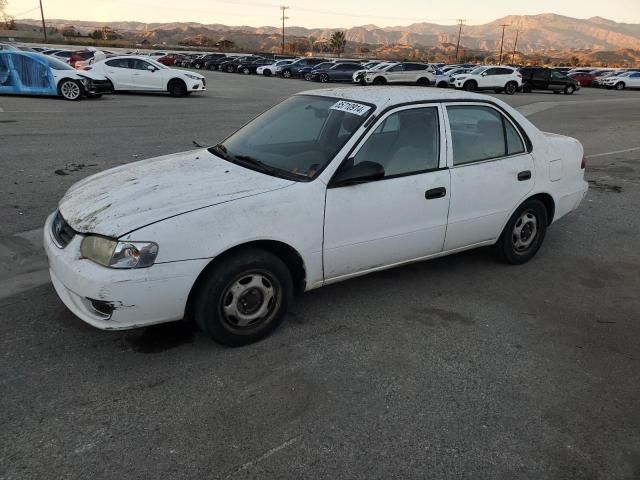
19 13 640 53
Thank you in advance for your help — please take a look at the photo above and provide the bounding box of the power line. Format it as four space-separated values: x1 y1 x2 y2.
280 5 289 55
454 19 465 62
497 23 510 64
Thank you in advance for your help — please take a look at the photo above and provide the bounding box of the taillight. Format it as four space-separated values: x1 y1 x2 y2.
581 156 587 169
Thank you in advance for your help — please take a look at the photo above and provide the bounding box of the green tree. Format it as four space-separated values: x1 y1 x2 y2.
329 31 347 57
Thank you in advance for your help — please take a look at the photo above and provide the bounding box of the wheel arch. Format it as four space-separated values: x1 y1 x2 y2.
523 192 555 225
184 240 307 319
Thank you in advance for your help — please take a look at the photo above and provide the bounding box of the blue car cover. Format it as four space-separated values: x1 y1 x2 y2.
0 52 57 96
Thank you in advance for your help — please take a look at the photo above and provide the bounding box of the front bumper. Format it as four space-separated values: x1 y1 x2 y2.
44 212 209 330
85 79 113 95
185 77 206 92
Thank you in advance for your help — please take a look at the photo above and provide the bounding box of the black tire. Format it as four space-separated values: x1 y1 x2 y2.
208 64 216 70
58 79 82 101
416 77 430 86
195 63 201 69
282 69 292 78
226 65 235 73
615 82 625 91
373 76 386 85
504 81 517 95
304 72 312 81
168 79 187 97
193 248 293 346
564 85 575 95
495 199 548 265
242 67 250 75
437 81 448 88
463 80 477 91
263 69 271 77
522 83 532 93
320 73 330 83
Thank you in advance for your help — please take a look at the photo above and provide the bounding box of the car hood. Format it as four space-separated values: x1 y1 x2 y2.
58 149 295 238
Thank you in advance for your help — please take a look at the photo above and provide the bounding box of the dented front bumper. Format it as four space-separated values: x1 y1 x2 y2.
44 212 208 330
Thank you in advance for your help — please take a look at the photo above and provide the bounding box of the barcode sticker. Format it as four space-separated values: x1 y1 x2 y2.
330 100 371 116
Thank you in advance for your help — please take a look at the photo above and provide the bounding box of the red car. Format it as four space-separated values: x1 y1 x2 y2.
568 72 595 87
156 54 185 66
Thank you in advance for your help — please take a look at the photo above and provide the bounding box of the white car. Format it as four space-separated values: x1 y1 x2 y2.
454 66 522 94
87 55 205 97
436 67 472 88
45 88 587 346
352 62 392 84
0 51 112 100
603 71 640 90
257 59 295 76
364 62 437 86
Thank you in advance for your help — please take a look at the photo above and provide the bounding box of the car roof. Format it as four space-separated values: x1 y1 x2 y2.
298 86 498 109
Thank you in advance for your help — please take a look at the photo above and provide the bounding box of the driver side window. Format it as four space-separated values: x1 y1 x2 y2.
352 107 440 178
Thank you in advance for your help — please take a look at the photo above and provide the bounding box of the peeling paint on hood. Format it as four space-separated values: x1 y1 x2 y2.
59 149 294 238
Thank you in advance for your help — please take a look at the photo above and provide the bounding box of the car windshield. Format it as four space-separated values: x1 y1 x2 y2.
45 56 75 70
469 67 486 75
210 95 373 181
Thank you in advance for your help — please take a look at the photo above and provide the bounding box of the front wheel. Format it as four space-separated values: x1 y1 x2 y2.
320 73 330 83
504 82 517 95
282 69 292 78
463 80 477 91
304 73 312 81
263 69 271 77
58 79 82 101
615 82 625 91
193 248 293 346
194 63 201 69
168 80 187 97
372 77 386 85
495 199 548 265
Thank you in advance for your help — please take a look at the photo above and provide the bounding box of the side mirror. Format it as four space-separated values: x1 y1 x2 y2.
481 72 487 76
147 65 156 72
331 161 385 187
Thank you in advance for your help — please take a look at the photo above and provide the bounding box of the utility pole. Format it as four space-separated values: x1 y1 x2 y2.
498 23 510 64
280 6 289 55
511 30 520 64
39 0 47 42
454 19 465 62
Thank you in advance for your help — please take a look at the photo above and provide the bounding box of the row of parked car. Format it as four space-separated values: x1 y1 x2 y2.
0 43 206 100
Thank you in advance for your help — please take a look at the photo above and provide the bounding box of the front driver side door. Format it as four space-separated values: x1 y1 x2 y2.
323 105 451 282
131 59 164 90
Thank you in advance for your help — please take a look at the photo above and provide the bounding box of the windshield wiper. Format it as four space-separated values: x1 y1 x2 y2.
232 155 277 175
209 143 229 160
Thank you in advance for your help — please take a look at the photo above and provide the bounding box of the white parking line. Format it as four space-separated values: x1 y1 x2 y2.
588 147 640 158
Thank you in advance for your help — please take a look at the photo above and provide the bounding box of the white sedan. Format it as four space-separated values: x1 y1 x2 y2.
45 88 588 346
256 59 295 76
86 55 205 97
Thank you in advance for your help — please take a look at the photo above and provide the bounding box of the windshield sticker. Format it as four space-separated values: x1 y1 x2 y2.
330 100 371 116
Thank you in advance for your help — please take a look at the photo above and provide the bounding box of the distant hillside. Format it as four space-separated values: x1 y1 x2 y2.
19 13 640 52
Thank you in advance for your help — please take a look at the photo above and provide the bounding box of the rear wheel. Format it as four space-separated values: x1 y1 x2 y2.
58 79 82 101
564 85 575 94
495 199 548 265
463 80 477 91
168 79 187 97
320 73 330 83
242 67 251 75
282 69 292 78
208 64 216 70
193 248 293 346
437 81 448 88
195 63 201 69
416 77 430 86
522 83 532 93
226 65 235 73
504 81 517 95
304 73 312 81
263 69 272 77
373 76 386 85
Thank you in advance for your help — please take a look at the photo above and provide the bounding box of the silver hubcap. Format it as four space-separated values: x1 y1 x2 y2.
61 81 80 99
512 211 538 252
221 272 279 328
284 71 291 78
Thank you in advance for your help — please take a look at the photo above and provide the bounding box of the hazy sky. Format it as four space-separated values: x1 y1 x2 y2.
9 0 640 27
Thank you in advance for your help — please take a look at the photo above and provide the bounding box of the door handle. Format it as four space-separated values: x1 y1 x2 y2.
425 187 447 199
518 170 532 181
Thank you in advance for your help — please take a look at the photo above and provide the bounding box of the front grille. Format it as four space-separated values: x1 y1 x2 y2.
51 210 76 249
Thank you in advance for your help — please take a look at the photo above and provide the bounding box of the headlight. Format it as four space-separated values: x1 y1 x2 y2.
77 76 90 86
184 73 201 80
81 236 158 269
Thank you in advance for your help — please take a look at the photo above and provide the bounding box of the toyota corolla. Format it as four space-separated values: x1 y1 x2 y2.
45 88 588 346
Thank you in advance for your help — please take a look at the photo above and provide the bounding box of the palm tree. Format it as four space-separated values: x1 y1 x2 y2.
329 31 347 57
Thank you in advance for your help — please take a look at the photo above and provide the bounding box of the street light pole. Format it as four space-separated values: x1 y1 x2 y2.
511 30 520 64
498 23 510 64
280 6 289 55
454 19 465 62
39 0 47 42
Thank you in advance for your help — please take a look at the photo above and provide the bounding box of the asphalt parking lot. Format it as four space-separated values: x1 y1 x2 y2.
1 71 640 479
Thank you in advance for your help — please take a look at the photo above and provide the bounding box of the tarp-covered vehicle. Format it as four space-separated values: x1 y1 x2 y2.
0 51 112 100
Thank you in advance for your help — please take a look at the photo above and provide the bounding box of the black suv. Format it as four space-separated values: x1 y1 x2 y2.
520 67 579 94
191 54 226 69
276 58 328 78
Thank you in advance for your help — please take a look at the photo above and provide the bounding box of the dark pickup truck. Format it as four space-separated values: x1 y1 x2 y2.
519 67 579 94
